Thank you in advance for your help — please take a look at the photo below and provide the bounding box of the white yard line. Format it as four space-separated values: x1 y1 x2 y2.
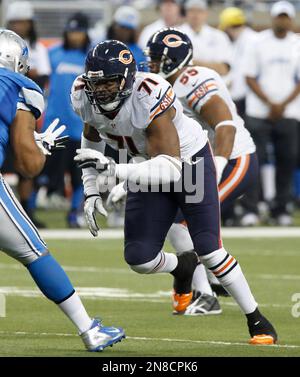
1 263 299 282
0 330 298 350
0 263 132 275
0 286 294 309
38 228 300 240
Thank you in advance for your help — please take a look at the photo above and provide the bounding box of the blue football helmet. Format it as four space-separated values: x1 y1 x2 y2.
144 28 193 78
83 40 136 114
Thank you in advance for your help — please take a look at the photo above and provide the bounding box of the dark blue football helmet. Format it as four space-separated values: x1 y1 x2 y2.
144 28 193 79
83 40 136 114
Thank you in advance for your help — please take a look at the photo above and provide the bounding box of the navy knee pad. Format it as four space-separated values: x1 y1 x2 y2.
124 241 161 266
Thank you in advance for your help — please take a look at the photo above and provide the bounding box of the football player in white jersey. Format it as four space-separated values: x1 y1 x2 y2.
143 28 259 316
73 39 277 345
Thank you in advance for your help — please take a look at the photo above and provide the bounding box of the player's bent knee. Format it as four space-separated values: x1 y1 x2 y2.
129 255 161 274
124 241 161 267
2 246 49 266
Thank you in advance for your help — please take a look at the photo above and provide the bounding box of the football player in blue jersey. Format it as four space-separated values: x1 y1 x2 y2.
0 30 125 352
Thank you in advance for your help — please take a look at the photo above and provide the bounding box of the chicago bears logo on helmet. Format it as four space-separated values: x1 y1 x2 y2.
145 28 193 79
162 34 184 48
119 50 133 65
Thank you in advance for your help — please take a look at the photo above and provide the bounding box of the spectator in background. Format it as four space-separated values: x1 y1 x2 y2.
138 0 183 49
244 1 300 226
5 1 51 228
106 6 144 67
40 13 90 228
180 0 232 76
6 1 50 88
219 7 257 117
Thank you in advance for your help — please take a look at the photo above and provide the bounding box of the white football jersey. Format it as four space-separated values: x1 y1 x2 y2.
71 72 207 159
173 66 256 160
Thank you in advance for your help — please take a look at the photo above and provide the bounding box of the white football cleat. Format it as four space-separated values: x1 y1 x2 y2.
80 319 125 352
277 214 293 226
240 213 259 227
184 292 222 316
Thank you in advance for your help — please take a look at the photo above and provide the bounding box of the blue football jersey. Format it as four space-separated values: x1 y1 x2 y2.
0 67 44 168
43 45 86 141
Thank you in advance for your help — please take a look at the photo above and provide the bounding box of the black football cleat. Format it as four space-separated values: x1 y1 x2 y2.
248 313 278 345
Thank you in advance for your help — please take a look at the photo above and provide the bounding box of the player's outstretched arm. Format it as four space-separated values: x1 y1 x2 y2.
11 110 46 178
79 123 107 237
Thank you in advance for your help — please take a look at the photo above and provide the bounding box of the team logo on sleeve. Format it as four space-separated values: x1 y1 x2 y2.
162 34 183 48
119 50 133 65
160 88 175 110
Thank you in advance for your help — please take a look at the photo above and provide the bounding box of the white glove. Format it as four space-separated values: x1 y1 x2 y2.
215 156 228 185
84 195 108 237
106 181 127 210
34 118 68 155
74 148 116 175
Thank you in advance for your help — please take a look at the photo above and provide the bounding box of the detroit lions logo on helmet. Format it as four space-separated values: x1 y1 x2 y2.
22 46 29 57
162 34 184 48
119 50 133 65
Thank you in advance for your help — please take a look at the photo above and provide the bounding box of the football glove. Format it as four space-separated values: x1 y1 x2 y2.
75 148 116 176
35 118 68 156
106 181 127 210
84 194 108 237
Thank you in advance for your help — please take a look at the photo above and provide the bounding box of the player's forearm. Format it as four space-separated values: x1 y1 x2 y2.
214 126 236 159
200 95 235 159
246 77 271 105
282 83 300 107
81 133 106 196
115 155 182 185
14 150 45 178
11 111 46 178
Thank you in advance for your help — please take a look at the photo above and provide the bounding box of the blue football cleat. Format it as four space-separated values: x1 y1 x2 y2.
80 319 125 352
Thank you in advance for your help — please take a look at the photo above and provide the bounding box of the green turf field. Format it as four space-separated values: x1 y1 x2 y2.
0 237 300 357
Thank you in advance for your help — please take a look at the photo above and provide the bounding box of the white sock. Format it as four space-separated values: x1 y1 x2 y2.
153 251 178 273
200 248 257 314
167 223 194 253
58 292 93 334
192 264 213 295
130 251 178 274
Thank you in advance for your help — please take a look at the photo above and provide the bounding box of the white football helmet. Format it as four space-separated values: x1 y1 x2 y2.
0 29 30 75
